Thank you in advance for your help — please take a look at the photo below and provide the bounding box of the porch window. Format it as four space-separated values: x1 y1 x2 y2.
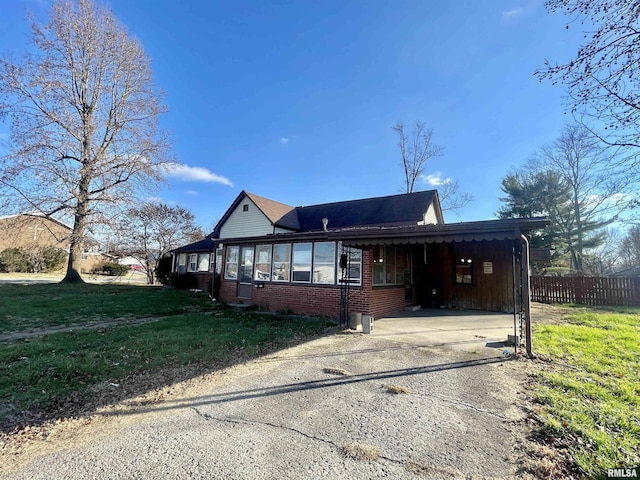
292 243 312 282
372 245 410 286
215 247 223 274
339 245 362 286
188 254 198 272
224 246 239 280
195 253 209 272
272 244 291 282
455 259 473 284
313 241 335 284
177 253 186 274
255 244 272 281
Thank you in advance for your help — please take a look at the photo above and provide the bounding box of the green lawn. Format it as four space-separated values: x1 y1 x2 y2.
0 283 213 332
0 284 335 428
533 305 640 478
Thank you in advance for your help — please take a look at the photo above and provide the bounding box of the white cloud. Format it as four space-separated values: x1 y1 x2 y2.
163 163 233 187
187 190 198 196
279 137 289 144
422 172 450 187
502 7 524 19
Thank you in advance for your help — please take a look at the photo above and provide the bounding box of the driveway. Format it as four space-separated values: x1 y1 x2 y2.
3 313 527 480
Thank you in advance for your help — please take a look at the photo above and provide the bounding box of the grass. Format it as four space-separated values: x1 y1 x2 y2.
341 442 380 462
0 283 213 332
533 305 640 478
0 283 335 427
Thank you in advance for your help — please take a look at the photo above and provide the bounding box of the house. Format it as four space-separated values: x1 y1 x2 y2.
0 212 108 273
171 190 548 321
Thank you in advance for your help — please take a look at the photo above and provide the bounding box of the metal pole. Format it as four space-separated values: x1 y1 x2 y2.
520 234 533 356
511 241 517 354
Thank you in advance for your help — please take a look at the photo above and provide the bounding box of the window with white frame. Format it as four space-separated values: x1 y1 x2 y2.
197 253 209 272
337 244 362 286
186 254 197 272
177 253 186 273
209 252 215 272
225 246 239 280
272 244 291 281
313 241 335 284
254 244 272 281
214 247 223 274
292 243 312 282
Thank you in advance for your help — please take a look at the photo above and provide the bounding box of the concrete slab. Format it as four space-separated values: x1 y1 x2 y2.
373 308 517 352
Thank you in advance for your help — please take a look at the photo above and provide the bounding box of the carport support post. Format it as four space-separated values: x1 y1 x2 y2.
520 234 533 356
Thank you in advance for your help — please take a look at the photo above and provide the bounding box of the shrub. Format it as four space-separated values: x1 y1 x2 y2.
40 247 67 272
101 262 130 276
0 248 32 273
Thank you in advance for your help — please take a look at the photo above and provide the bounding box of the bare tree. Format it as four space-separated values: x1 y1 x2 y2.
393 120 472 213
0 0 169 283
535 0 640 149
111 203 203 284
618 225 640 271
394 121 444 194
501 124 638 272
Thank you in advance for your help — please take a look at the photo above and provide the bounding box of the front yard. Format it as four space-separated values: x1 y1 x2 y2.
531 304 640 479
0 283 335 430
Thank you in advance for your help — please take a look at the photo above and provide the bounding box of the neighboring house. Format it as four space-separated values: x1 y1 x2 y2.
0 212 107 273
171 190 548 319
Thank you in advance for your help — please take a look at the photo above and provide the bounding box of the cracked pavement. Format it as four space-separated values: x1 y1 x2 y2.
3 322 526 479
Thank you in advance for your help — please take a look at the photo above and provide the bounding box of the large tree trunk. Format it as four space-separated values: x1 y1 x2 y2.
62 213 86 283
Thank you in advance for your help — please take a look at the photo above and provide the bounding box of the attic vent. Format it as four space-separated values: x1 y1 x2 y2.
243 204 249 212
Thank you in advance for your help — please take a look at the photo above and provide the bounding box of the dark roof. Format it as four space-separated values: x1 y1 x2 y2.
172 237 216 253
220 217 551 246
277 190 441 231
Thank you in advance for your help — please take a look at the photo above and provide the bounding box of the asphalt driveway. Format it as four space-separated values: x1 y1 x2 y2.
4 313 527 480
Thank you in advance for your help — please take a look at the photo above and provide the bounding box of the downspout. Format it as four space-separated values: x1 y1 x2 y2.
520 234 533 357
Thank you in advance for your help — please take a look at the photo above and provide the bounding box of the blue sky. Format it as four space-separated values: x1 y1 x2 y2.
0 0 587 230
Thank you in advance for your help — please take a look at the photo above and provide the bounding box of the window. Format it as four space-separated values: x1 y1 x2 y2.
292 243 312 282
272 244 291 281
239 247 254 283
176 253 186 274
209 252 216 272
313 242 335 284
341 246 362 286
214 247 223 274
243 204 249 212
197 253 209 272
255 244 272 281
455 258 473 284
224 246 239 280
188 254 198 272
372 246 410 286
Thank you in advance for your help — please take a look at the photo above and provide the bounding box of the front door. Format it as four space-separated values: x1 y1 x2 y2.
238 246 254 299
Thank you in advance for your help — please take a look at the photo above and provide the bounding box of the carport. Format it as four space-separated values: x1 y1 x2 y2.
373 309 515 353
337 217 550 355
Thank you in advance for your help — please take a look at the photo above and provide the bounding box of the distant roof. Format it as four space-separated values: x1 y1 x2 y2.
0 211 72 231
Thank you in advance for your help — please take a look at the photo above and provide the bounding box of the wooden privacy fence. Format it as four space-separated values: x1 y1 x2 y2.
531 276 640 306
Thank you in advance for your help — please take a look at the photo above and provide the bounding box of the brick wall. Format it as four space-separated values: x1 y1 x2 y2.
218 248 406 319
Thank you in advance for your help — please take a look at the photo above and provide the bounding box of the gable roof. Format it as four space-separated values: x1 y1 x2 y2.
211 189 443 238
212 190 297 237
285 190 442 231
0 212 72 231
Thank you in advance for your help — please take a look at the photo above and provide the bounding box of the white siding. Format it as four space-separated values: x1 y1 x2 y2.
219 197 275 239
423 203 440 225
